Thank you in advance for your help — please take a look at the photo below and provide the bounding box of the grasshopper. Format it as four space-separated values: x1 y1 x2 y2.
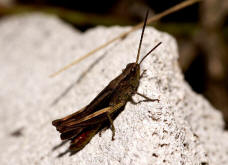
52 11 161 152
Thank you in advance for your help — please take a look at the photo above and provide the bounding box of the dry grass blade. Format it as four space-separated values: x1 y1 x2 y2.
49 0 202 78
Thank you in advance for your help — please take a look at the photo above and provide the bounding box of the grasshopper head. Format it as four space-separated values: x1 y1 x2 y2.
123 62 140 85
124 63 140 75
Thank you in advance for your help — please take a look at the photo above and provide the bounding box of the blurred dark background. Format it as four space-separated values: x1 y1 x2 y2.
0 0 227 128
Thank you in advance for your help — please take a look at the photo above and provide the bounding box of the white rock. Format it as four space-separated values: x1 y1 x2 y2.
0 13 228 165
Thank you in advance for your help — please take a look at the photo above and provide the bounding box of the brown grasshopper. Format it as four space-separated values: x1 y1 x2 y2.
52 11 161 152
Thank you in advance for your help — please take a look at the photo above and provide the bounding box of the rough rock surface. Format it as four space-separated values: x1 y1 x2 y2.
0 13 227 165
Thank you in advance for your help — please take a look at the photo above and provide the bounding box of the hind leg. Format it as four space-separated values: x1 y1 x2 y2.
106 113 115 140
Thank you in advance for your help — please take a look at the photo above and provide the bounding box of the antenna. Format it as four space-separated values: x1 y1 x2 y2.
49 0 200 78
139 42 162 65
136 10 149 64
